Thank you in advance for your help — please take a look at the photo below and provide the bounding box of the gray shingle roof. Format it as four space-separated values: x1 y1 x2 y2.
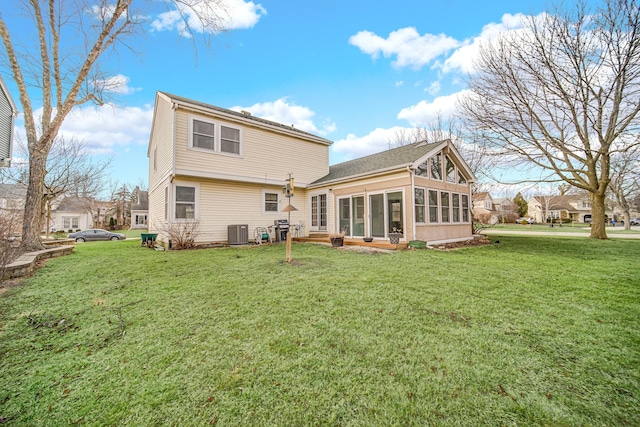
0 183 26 199
311 140 446 185
159 92 333 146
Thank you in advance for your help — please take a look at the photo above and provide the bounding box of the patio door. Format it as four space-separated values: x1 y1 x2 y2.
369 194 385 237
387 191 403 236
352 196 365 236
311 194 327 231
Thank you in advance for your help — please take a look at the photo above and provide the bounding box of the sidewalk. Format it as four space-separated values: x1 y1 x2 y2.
481 228 640 239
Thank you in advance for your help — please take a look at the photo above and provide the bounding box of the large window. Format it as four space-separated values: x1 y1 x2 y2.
264 192 278 212
415 161 429 178
441 191 450 223
352 196 365 236
175 186 196 219
190 116 241 155
446 156 456 183
415 187 426 223
428 190 439 223
339 198 351 235
430 153 442 180
462 194 469 222
452 193 460 222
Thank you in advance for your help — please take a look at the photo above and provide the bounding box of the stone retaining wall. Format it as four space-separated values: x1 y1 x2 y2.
2 245 74 280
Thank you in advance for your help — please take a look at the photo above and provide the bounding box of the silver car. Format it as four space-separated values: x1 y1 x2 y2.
68 229 126 242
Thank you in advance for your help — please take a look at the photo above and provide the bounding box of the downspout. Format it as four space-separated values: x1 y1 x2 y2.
408 165 416 241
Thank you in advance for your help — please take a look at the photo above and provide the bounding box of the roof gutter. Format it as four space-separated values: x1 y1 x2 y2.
173 100 333 147
308 163 413 189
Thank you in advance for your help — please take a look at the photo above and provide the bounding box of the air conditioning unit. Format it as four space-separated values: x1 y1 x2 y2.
228 224 249 245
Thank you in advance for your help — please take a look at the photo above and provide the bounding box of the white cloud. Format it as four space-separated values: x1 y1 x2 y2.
151 0 266 35
93 74 141 95
397 90 471 127
395 80 404 87
425 81 441 96
57 104 154 155
231 98 335 136
349 27 460 69
331 126 413 161
441 13 530 74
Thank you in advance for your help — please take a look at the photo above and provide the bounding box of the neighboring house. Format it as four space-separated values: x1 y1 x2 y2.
528 194 615 223
51 197 95 232
472 192 498 224
0 75 18 167
131 190 149 229
493 197 519 220
147 92 476 246
0 183 26 235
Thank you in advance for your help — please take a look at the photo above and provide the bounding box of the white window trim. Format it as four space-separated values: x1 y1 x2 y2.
262 190 280 214
309 191 328 231
171 181 200 221
415 187 426 224
188 115 243 157
428 189 439 224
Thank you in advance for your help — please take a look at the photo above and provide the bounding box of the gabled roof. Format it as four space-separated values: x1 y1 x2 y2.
132 191 148 211
56 197 92 212
156 91 333 147
0 183 26 199
310 140 449 186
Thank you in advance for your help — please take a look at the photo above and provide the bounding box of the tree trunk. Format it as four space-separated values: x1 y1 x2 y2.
589 192 608 239
19 150 47 251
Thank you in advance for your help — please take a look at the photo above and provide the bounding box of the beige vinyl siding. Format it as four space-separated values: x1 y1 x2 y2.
148 175 171 240
148 95 175 191
174 109 329 185
172 178 308 244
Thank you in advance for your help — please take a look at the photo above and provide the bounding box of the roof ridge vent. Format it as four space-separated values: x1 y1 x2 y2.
241 110 252 116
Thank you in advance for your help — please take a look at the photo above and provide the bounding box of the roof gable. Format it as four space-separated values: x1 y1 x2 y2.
157 91 333 147
311 140 449 185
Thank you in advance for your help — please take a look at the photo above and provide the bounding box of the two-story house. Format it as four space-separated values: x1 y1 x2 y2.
528 194 615 223
0 75 18 168
147 92 476 246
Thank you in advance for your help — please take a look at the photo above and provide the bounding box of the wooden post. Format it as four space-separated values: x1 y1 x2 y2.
286 230 292 263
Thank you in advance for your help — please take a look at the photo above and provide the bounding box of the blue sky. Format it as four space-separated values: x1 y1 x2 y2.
3 0 558 190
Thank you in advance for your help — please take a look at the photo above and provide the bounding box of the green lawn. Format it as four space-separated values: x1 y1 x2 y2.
1 237 639 425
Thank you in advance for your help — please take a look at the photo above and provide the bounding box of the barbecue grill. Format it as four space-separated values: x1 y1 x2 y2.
273 219 289 242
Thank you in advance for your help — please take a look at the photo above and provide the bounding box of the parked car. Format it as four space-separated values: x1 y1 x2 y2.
68 229 126 242
631 218 640 226
515 217 535 224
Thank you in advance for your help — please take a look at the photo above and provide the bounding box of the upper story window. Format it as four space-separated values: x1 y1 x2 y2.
430 153 442 180
458 171 467 185
446 156 456 183
189 116 242 156
221 126 240 154
193 119 215 150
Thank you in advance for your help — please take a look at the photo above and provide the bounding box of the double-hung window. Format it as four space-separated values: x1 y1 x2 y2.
452 193 460 222
264 192 278 212
441 192 450 223
175 186 196 219
415 188 426 223
190 116 241 155
428 190 439 223
462 194 469 222
221 126 240 154
192 119 215 150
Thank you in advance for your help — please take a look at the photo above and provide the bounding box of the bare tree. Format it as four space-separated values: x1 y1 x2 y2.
458 0 640 239
0 0 228 251
4 135 110 238
610 148 640 230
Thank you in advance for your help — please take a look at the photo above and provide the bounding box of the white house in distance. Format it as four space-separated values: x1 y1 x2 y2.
0 75 18 167
147 92 476 246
